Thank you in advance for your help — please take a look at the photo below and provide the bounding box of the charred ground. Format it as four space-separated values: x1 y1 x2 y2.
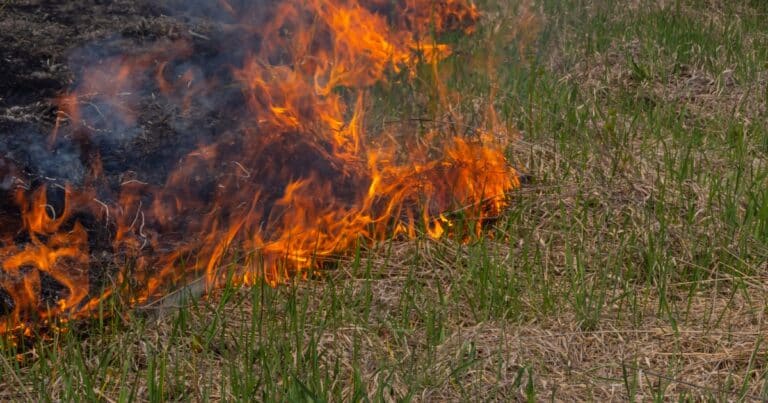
0 0 423 204
0 0 167 317
2 1 224 187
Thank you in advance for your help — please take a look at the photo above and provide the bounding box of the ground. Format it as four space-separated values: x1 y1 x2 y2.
1 0 768 401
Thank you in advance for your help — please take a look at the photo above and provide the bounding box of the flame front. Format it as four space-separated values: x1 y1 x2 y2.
0 0 518 335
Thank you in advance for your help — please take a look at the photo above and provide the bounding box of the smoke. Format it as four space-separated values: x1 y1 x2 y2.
0 127 85 186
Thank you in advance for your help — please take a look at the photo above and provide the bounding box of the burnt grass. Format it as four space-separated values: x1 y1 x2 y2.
1 1 228 186
0 0 370 206
0 1 216 317
0 1 287 324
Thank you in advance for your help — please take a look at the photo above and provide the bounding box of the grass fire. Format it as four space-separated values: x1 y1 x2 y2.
2 0 767 400
0 0 518 336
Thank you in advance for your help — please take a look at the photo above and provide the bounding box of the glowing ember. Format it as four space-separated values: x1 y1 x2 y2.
0 0 518 335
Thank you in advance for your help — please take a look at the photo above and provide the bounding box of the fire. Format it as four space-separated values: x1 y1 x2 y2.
0 0 518 336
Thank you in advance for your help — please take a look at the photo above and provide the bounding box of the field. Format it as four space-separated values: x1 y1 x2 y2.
1 0 767 401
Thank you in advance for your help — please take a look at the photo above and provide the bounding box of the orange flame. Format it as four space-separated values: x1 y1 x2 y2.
0 0 518 336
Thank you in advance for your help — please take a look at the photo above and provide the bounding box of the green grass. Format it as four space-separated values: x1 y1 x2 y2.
2 0 768 400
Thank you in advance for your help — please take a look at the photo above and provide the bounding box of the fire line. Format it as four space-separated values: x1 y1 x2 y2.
0 0 519 336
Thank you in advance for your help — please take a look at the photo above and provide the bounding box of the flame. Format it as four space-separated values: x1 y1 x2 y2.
0 0 518 336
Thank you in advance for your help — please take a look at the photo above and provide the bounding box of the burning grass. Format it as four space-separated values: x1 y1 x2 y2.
2 0 768 400
0 0 518 335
